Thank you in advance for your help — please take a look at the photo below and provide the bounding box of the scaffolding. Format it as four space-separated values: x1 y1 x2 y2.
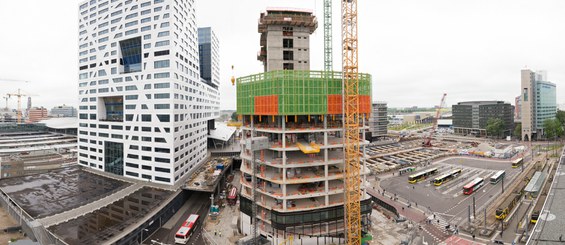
236 70 371 116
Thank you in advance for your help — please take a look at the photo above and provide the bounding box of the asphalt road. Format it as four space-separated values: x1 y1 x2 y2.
379 157 523 228
145 192 210 245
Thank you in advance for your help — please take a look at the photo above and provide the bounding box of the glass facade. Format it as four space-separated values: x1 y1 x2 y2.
120 37 142 73
535 81 557 129
104 141 124 176
240 196 372 230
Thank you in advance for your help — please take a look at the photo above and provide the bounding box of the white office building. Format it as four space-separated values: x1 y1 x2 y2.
77 0 220 185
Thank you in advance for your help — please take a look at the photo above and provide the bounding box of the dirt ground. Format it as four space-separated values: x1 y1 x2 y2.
0 208 25 245
370 209 411 245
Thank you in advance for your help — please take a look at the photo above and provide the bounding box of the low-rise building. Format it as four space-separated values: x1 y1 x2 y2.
28 107 48 123
452 101 514 137
50 105 77 118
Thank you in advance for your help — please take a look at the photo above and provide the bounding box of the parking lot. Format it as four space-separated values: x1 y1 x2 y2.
378 157 522 227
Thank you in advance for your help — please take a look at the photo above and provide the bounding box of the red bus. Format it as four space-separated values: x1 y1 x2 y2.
463 177 484 195
227 186 238 206
175 214 200 244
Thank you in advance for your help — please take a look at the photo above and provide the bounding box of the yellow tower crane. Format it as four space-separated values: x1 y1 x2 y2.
342 0 362 244
6 89 32 124
2 78 31 124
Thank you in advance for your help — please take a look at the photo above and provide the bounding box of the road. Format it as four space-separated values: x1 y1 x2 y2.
379 157 522 230
145 192 210 245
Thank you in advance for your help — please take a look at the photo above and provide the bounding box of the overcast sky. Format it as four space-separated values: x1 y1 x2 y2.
0 0 563 110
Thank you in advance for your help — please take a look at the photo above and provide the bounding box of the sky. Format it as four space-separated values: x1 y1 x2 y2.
0 0 564 110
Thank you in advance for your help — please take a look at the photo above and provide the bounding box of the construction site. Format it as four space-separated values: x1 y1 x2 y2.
230 2 375 244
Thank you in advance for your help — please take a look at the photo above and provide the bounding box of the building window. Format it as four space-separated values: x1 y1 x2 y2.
283 26 293 36
283 38 293 48
141 114 151 122
154 60 169 68
283 63 294 70
283 51 293 61
155 40 169 47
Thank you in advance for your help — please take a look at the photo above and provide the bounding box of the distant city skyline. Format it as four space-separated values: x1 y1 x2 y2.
1 0 564 110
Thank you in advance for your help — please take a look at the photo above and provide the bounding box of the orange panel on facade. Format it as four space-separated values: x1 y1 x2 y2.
254 95 279 115
359 95 371 114
328 95 370 115
327 94 343 114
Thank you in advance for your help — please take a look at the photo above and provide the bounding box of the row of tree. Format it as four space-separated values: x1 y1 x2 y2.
511 110 565 140
486 110 565 140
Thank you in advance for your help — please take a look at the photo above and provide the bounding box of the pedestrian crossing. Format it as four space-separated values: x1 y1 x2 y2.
428 214 451 233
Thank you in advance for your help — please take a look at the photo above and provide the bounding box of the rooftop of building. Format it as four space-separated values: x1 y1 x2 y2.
528 149 565 244
455 101 510 106
47 186 172 244
209 121 237 142
37 117 77 129
0 166 129 219
0 131 76 156
259 7 317 33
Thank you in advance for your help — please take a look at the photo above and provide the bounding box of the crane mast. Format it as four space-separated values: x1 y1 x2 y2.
423 93 447 147
342 0 362 244
324 0 332 72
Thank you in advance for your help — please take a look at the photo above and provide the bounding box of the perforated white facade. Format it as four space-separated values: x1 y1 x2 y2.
77 0 219 185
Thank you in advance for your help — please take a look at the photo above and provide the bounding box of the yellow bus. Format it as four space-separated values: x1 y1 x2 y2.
433 169 462 186
408 168 438 184
512 158 523 168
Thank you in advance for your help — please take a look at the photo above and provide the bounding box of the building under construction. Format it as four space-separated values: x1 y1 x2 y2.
238 8 372 245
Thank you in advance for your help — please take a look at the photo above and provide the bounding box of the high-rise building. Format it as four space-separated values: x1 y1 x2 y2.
238 8 372 244
257 8 318 72
521 69 557 141
28 107 48 123
197 27 220 89
369 102 388 140
452 101 514 137
50 105 78 118
77 0 219 185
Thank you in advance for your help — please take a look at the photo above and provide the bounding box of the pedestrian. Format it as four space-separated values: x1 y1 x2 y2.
215 230 217 236
472 234 475 240
219 231 222 237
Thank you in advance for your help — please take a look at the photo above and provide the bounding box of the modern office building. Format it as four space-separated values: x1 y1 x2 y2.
257 8 318 72
50 105 78 118
197 27 220 89
28 107 49 123
238 8 372 245
452 101 514 137
369 102 388 140
77 0 219 185
521 69 557 141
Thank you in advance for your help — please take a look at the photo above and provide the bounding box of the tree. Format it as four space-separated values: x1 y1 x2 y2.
556 110 565 126
231 112 238 121
543 118 564 139
486 118 505 138
513 123 522 138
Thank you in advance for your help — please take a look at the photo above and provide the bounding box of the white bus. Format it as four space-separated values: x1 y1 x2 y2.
490 170 505 184
175 214 200 244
